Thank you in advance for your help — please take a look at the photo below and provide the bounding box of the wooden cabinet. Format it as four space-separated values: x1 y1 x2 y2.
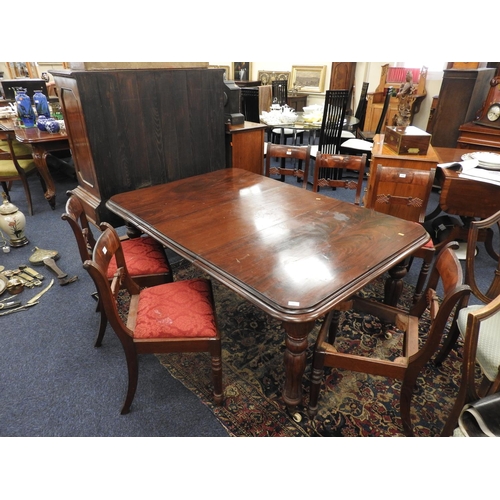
329 62 356 112
226 121 266 175
51 68 226 226
457 121 500 151
430 68 496 148
287 93 308 112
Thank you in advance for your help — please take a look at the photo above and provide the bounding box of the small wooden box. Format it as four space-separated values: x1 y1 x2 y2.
384 126 431 155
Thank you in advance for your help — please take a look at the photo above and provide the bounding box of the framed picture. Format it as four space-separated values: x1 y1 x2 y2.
290 65 327 93
233 62 251 82
258 71 290 86
208 65 231 80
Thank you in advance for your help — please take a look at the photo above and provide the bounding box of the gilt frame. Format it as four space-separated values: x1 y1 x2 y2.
290 65 326 93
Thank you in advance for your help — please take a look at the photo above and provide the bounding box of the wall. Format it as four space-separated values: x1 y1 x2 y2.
1 61 445 130
212 61 445 130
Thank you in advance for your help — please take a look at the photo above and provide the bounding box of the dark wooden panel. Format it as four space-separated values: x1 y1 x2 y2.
52 68 226 226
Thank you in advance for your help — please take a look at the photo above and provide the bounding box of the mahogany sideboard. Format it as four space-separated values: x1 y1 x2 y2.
51 68 226 226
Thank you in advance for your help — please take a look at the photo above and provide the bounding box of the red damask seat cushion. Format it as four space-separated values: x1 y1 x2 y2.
107 236 170 279
134 278 218 339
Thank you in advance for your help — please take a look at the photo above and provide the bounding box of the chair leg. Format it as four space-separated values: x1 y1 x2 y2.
434 321 460 366
211 349 224 405
121 346 139 415
95 307 107 348
308 350 326 418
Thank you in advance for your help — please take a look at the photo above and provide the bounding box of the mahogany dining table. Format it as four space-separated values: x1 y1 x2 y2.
0 117 69 209
107 168 429 415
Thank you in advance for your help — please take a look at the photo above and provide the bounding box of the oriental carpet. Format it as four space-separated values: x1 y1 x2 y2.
131 259 467 437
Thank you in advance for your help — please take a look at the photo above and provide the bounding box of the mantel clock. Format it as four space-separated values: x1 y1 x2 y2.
474 75 500 129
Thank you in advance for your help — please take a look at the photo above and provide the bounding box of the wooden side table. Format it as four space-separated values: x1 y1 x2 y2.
225 121 266 175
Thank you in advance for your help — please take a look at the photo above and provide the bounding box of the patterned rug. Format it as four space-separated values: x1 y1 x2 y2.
133 259 467 437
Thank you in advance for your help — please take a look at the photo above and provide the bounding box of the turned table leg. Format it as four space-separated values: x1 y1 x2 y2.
282 320 315 414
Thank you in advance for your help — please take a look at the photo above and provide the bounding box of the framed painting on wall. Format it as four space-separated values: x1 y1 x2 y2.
233 62 251 81
258 71 290 86
290 65 326 93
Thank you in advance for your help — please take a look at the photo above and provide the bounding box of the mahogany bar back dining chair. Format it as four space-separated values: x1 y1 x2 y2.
308 242 470 436
83 223 223 414
62 191 173 346
312 152 367 205
265 143 311 188
365 164 436 305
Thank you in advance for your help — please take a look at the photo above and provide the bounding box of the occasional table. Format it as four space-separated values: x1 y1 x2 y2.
0 117 69 209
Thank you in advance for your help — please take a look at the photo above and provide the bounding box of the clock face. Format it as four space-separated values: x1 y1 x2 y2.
487 103 500 122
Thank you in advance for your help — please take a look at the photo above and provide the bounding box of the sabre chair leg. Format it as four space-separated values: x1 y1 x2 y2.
121 348 139 415
95 308 107 348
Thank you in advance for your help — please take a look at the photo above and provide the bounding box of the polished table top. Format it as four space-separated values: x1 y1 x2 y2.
0 117 68 142
108 168 429 323
107 168 429 410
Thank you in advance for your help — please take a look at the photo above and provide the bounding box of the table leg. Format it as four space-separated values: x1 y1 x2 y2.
282 319 315 413
30 144 56 209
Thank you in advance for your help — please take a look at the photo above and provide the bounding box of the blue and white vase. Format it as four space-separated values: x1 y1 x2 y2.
15 88 36 127
33 90 50 118
44 118 60 134
37 115 49 131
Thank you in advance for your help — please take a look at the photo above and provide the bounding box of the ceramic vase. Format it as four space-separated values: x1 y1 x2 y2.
15 88 36 128
33 90 50 118
37 115 48 131
44 118 60 134
0 194 28 247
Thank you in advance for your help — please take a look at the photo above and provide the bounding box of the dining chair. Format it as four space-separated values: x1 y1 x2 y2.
340 87 393 158
265 143 311 188
62 191 173 347
310 90 350 160
365 164 436 305
308 242 470 436
434 210 500 435
0 130 44 216
83 222 223 414
312 152 367 206
270 80 304 145
340 82 369 140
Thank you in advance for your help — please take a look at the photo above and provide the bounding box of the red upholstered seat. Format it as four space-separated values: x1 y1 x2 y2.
107 236 170 279
83 222 223 414
134 279 218 339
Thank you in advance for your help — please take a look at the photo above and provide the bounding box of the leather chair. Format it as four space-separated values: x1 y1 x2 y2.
435 210 500 435
62 191 173 346
265 143 311 188
312 152 367 205
83 222 223 414
0 130 44 215
308 242 470 436
365 164 436 305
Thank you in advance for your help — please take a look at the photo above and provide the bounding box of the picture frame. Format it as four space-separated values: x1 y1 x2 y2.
290 65 327 93
208 65 231 80
232 62 251 82
258 71 290 86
